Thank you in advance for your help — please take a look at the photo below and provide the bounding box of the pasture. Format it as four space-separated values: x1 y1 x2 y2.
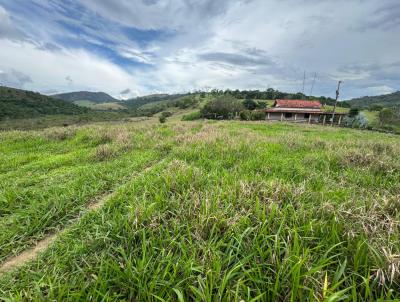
0 119 399 301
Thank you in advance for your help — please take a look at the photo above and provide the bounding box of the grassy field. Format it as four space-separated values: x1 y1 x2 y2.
0 118 399 301
73 100 127 111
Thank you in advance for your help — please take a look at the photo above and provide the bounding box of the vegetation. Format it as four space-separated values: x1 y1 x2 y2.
201 95 243 119
0 86 89 120
208 88 349 107
181 111 202 121
159 111 172 123
52 91 118 104
73 100 127 111
0 111 144 131
239 110 266 121
124 93 189 110
379 108 395 126
0 119 399 300
347 91 400 109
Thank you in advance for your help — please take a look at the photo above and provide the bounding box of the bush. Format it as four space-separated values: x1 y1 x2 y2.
379 108 394 126
201 95 244 119
349 107 360 117
368 104 383 111
161 111 172 118
159 116 166 123
243 99 257 110
343 112 368 128
182 111 202 121
239 110 251 121
174 97 197 109
257 101 267 109
251 110 266 121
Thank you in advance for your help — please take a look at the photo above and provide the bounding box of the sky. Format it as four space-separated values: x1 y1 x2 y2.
0 0 399 100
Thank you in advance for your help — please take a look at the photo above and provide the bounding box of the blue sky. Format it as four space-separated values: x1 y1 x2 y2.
0 0 399 99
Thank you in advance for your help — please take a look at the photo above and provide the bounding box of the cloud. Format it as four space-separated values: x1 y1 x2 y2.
120 88 131 95
80 0 235 31
198 50 276 68
0 5 26 41
0 39 143 96
359 2 400 31
65 75 73 86
0 0 399 99
0 68 32 88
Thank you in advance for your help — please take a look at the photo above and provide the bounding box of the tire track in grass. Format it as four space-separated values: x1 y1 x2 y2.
0 158 168 275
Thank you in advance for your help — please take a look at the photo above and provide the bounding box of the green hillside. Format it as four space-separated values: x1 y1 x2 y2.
52 91 118 104
125 93 189 109
0 86 88 120
73 100 127 110
347 91 400 109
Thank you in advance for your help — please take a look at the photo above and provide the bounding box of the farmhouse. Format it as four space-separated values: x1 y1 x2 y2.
265 99 346 125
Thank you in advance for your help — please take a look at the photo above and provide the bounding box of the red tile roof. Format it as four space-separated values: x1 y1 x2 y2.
274 99 322 109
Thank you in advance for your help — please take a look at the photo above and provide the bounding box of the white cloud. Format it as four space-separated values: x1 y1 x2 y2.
0 5 26 40
0 39 143 97
0 0 399 99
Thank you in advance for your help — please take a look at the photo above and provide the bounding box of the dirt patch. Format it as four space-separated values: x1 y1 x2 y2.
0 160 164 275
0 234 57 274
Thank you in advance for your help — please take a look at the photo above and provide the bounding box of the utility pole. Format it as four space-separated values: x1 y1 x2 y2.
331 80 342 126
302 71 306 99
309 72 317 97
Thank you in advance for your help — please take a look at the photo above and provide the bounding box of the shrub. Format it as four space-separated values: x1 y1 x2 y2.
257 101 267 109
159 116 166 123
95 144 115 161
343 112 368 128
368 104 383 111
251 110 266 121
239 110 251 121
174 97 197 109
379 108 394 126
161 111 172 118
201 95 244 119
243 99 257 110
182 111 202 121
349 107 360 117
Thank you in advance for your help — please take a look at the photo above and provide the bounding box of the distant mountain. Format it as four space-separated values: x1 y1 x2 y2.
347 91 400 109
0 86 88 120
52 91 118 103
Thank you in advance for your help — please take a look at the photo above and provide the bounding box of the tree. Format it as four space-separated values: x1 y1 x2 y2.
201 95 244 119
349 107 360 117
239 110 251 120
379 108 394 126
243 99 257 110
257 101 267 109
368 104 383 112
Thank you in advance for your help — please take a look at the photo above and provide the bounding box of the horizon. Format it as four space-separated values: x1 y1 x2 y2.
0 0 399 100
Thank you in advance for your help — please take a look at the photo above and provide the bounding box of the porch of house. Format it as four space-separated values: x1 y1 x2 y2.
265 111 346 125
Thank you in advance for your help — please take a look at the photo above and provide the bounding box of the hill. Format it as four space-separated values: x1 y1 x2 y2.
52 91 118 104
0 119 399 300
347 91 400 109
0 86 88 120
125 93 189 109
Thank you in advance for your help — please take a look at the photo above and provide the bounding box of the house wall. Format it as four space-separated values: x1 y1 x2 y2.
266 112 320 122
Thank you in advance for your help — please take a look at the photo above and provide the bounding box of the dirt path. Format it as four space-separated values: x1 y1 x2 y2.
0 160 164 275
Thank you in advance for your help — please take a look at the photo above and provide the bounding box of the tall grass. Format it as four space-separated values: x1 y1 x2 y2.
0 120 399 300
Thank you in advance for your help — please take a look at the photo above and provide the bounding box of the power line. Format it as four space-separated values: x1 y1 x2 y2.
309 72 317 96
302 70 306 98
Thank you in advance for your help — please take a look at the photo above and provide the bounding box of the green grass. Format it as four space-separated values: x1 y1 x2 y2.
91 102 127 110
73 100 97 107
0 119 399 301
73 100 127 111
